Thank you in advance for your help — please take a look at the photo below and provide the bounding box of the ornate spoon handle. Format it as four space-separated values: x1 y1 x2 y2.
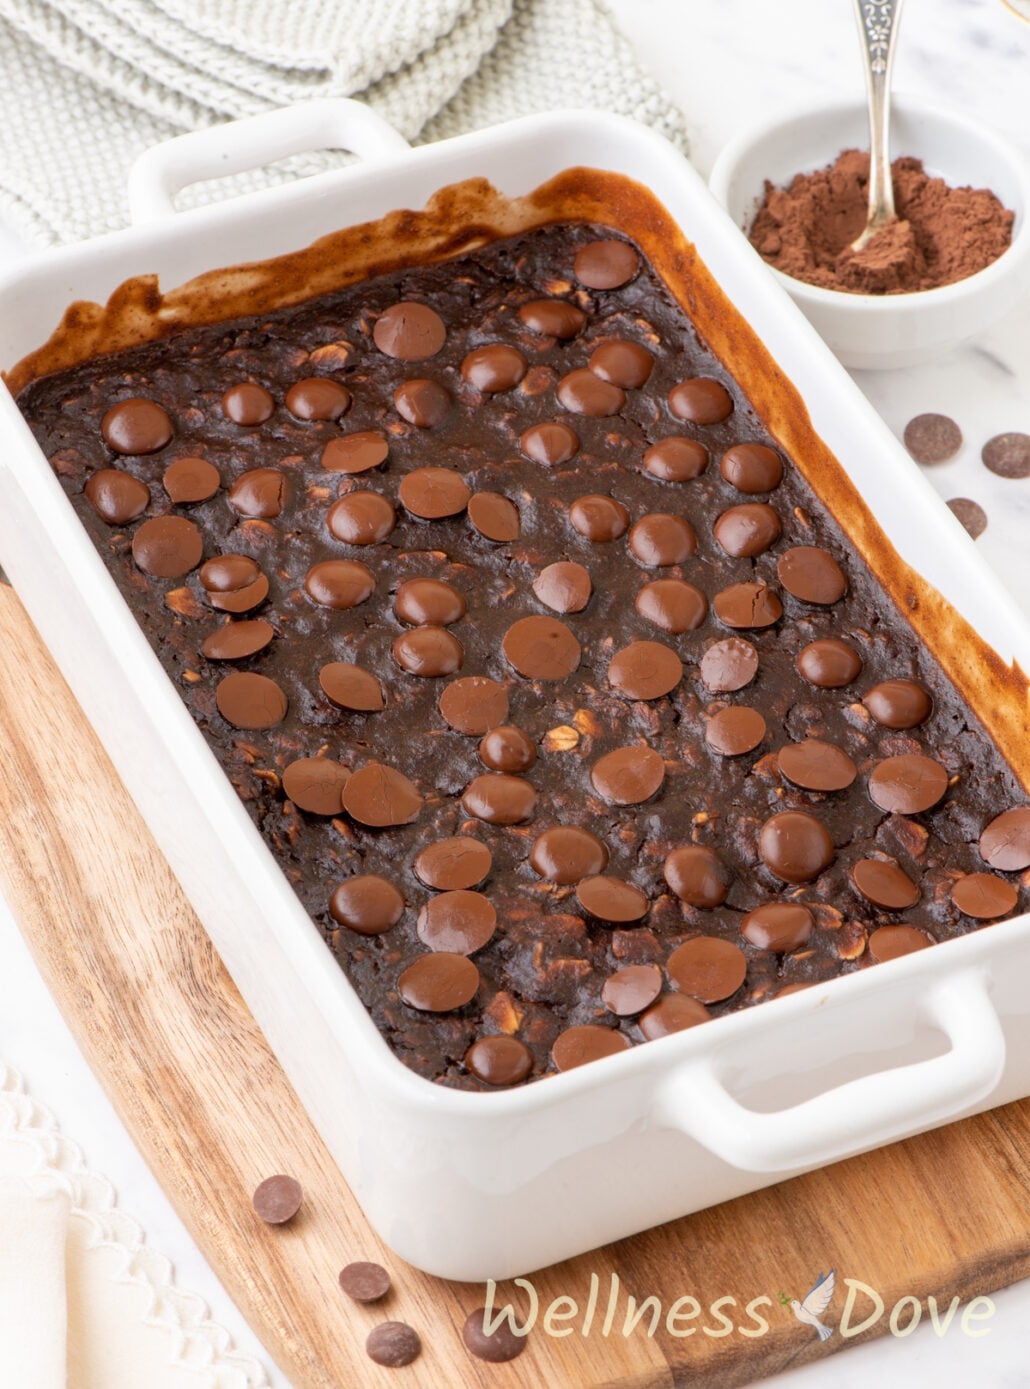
851 0 905 251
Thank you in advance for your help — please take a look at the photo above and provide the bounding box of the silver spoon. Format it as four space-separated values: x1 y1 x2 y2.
850 0 906 252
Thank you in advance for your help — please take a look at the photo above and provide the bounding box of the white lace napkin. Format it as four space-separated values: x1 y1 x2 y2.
0 0 688 245
0 1062 267 1389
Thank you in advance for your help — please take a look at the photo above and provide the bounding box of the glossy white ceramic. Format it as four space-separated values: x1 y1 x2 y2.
2 99 1030 1281
708 97 1030 369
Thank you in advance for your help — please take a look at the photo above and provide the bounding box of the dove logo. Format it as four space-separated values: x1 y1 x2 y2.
778 1270 835 1342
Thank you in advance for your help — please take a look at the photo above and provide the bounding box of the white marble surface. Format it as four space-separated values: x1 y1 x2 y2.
2 1 1030 1386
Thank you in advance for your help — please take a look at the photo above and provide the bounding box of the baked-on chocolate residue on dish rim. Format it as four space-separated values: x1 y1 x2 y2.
10 168 1030 1088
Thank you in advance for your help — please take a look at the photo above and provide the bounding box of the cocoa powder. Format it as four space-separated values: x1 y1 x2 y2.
749 148 1013 294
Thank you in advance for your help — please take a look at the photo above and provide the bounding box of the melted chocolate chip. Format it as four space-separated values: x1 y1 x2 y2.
664 846 731 908
132 516 203 577
552 1024 631 1070
319 661 385 711
573 239 639 289
330 875 405 935
399 467 470 520
591 744 665 805
868 754 949 814
520 420 580 465
533 561 592 613
373 302 446 361
282 757 351 816
392 626 463 678
720 443 783 493
321 431 390 473
668 378 733 425
557 368 625 417
699 638 758 693
643 436 708 482
222 383 273 426
438 676 508 733
636 579 707 634
530 826 608 883
417 890 496 954
797 638 863 688
342 762 422 827
862 679 932 729
741 903 813 952
851 858 920 910
608 640 682 700
462 774 536 825
415 837 492 891
101 398 172 454
518 298 586 338
777 546 847 605
163 456 220 504
589 339 654 389
478 725 537 773
305 560 375 609
713 503 781 557
394 578 465 626
468 491 520 542
759 811 834 883
627 512 696 566
327 491 396 544
394 378 451 428
462 345 527 393
465 1037 534 1088
602 963 662 1016
85 469 150 525
569 494 630 542
667 936 747 1003
398 954 479 1012
286 377 351 421
503 616 580 680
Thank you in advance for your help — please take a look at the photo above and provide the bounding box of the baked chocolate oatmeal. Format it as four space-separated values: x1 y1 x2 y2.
17 222 1030 1089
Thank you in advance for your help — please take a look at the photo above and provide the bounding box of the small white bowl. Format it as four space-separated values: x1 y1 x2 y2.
708 97 1030 369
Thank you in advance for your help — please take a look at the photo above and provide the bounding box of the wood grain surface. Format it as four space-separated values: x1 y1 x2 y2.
1 577 1029 1388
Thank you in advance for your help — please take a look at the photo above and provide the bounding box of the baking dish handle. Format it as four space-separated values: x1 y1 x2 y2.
127 98 411 224
655 968 1005 1173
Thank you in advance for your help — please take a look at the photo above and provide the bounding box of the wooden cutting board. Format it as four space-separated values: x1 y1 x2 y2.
2 576 1030 1389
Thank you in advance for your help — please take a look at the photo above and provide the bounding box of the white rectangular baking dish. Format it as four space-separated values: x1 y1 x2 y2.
2 99 1030 1282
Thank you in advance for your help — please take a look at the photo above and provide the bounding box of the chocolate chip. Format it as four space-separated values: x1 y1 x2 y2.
342 762 422 827
373 302 446 361
797 638 862 688
868 925 931 962
627 512 696 566
321 431 390 473
576 875 649 922
366 1322 422 1368
327 491 396 544
720 443 783 493
569 494 629 542
705 706 766 756
468 491 520 542
305 559 375 609
530 826 608 883
461 345 527 393
394 378 451 428
132 515 203 577
699 638 758 693
208 573 269 614
851 858 920 910
980 806 1030 870
415 837 492 891
228 467 286 519
85 469 150 525
101 397 173 455
200 555 260 592
399 467 470 520
643 437 708 482
778 738 857 792
868 754 948 814
557 368 626 417
251 1174 302 1224
635 579 707 634
552 1024 631 1071
398 954 479 1012
863 679 932 729
319 661 385 711
392 626 463 677
903 413 962 464
947 497 987 539
603 963 662 1016
464 1038 534 1088
478 726 537 773
759 810 834 883
222 383 273 426
503 615 580 680
573 239 639 289
330 875 405 935
777 546 847 605
216 671 288 729
339 1262 391 1304
462 774 536 825
591 744 665 805
519 420 580 465
201 618 274 661
608 640 682 700
589 340 654 389
163 456 220 504
982 431 1030 478
741 903 813 952
282 757 351 816
518 298 587 338
394 578 465 626
639 993 711 1038
950 873 1018 920
533 561 591 613
438 676 508 733
668 378 733 425
285 377 351 421
664 846 731 908
667 936 747 1003
713 581 782 629
713 503 781 557
417 890 496 953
